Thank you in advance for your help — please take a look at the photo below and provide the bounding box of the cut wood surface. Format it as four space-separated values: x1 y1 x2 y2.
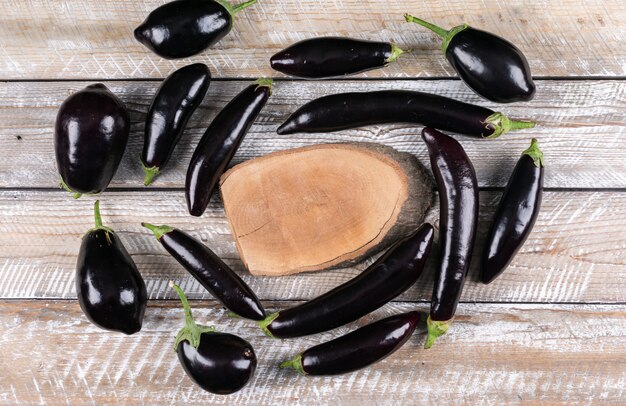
1 300 624 405
1 190 624 302
1 80 625 189
220 143 432 276
0 0 625 79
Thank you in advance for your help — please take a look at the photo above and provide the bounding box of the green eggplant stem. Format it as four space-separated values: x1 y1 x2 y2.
257 312 279 338
142 222 174 240
170 281 216 351
404 14 469 53
142 162 160 186
484 112 535 139
216 0 257 18
424 316 451 349
91 200 113 234
59 178 82 199
254 78 274 95
385 43 408 64
522 138 545 168
280 354 306 375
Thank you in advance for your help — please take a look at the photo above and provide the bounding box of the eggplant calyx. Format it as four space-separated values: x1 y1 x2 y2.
424 315 451 349
142 163 160 186
253 78 274 95
385 43 408 64
142 222 174 240
403 14 468 54
280 354 306 375
170 281 216 351
483 112 536 139
257 312 279 338
59 178 82 199
90 200 114 235
522 138 545 168
215 0 257 19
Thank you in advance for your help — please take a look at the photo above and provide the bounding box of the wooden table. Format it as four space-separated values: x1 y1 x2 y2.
1 1 625 404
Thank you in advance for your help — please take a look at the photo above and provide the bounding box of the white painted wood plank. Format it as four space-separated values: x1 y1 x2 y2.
0 80 624 189
1 300 624 404
0 0 624 79
0 190 624 302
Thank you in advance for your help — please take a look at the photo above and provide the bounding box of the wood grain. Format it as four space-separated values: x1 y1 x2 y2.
0 0 625 79
1 300 624 404
1 190 624 302
1 79 625 189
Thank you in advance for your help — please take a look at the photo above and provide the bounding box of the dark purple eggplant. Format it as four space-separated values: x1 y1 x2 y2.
142 64 211 186
170 282 256 395
421 127 478 349
142 223 265 320
482 139 544 284
186 79 272 217
257 223 434 338
55 84 130 198
405 15 535 103
277 90 534 138
270 37 406 79
76 201 147 335
281 311 420 376
134 0 256 59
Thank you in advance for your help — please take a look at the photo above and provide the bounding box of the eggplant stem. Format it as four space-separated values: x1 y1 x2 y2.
142 222 173 240
256 312 279 338
280 354 306 375
386 43 408 64
59 178 82 199
404 14 468 53
522 138 545 168
254 78 274 95
424 315 451 349
170 281 216 351
484 112 535 139
91 200 114 234
142 162 160 186
215 0 257 17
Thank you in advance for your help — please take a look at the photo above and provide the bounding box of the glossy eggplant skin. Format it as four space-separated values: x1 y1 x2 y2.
178 332 256 394
141 64 211 186
143 224 265 320
282 311 420 376
134 0 256 59
259 224 434 338
422 128 478 348
482 139 544 284
76 202 147 335
55 84 130 197
186 80 271 217
270 37 404 79
277 91 534 138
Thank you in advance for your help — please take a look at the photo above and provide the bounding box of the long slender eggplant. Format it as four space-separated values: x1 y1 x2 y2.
76 201 147 335
142 64 211 186
186 79 272 217
482 139 544 284
405 15 535 103
277 90 534 138
142 223 265 320
422 127 478 349
55 84 130 198
257 223 434 338
270 37 407 79
170 282 256 395
134 0 257 59
281 311 420 376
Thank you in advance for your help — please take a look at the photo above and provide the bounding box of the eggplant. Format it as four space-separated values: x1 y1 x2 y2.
76 201 147 334
134 0 257 59
169 282 256 395
405 15 535 103
421 128 478 349
186 79 272 217
281 311 420 376
258 223 434 338
55 84 130 198
277 90 534 138
142 63 211 186
270 37 407 79
142 223 265 320
482 139 544 284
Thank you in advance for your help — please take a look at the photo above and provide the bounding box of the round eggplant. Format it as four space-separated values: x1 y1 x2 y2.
55 84 130 198
170 282 256 395
76 201 147 335
134 0 257 59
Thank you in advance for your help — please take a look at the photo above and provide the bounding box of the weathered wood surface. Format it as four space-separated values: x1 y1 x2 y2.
0 0 625 79
1 80 625 189
1 190 624 302
1 300 624 405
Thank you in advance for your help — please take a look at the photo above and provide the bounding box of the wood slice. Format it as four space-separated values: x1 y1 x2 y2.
219 142 433 276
